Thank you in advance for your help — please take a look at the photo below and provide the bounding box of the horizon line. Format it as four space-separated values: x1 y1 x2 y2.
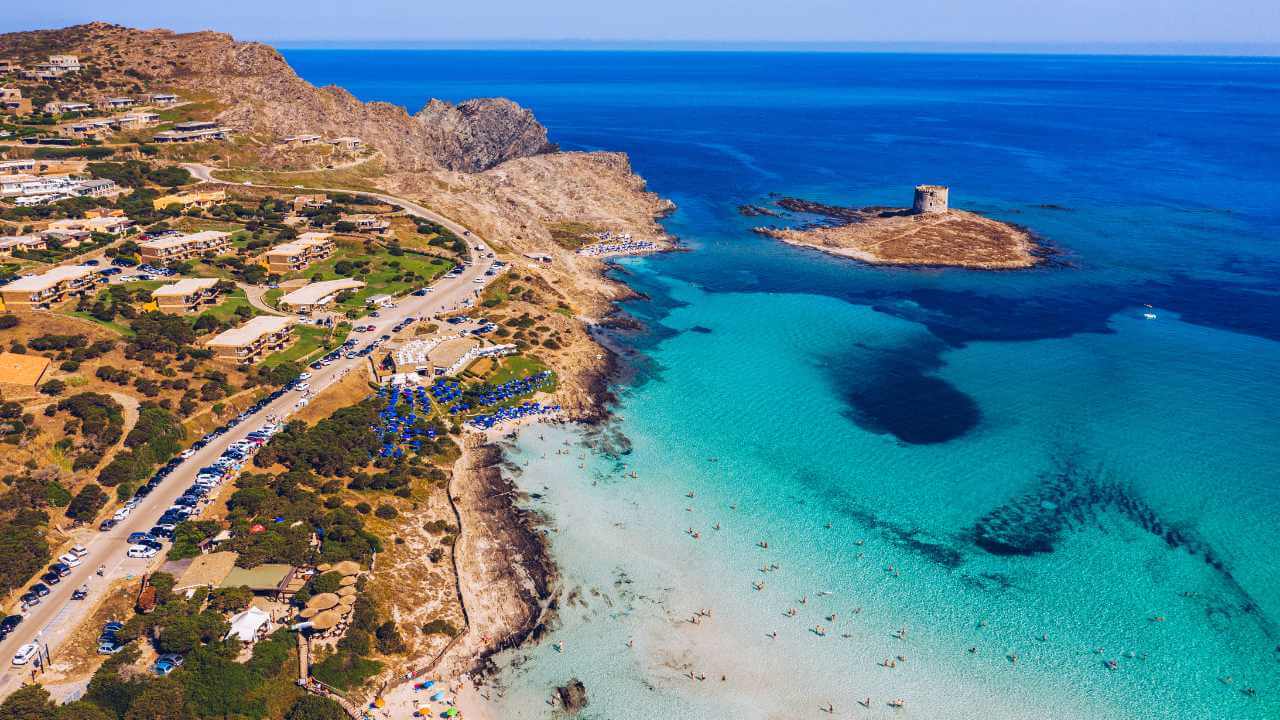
263 38 1280 57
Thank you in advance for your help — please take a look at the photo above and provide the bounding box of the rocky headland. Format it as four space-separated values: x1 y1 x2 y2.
754 196 1045 270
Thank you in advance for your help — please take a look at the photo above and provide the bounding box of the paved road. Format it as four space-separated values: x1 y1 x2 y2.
0 183 497 696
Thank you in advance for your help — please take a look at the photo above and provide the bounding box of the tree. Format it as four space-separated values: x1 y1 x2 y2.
130 313 195 354
40 379 66 396
123 680 191 720
156 616 200 654
0 683 58 720
145 166 192 188
56 701 113 720
66 484 108 521
285 696 348 720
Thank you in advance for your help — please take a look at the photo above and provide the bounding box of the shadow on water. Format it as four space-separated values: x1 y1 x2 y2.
824 337 982 445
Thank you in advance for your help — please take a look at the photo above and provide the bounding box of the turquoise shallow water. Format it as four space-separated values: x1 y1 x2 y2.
284 50 1280 717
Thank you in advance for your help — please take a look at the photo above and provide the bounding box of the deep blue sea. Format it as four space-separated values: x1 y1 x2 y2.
284 50 1280 718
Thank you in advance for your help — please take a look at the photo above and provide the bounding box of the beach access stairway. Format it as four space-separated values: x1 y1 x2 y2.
297 633 366 719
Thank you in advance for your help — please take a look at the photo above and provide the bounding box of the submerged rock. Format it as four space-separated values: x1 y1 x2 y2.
554 678 589 715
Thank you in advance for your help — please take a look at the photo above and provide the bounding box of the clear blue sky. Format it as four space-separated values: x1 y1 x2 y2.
4 0 1279 48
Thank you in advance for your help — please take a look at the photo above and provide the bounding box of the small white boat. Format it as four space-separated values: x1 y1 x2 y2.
1143 312 1157 320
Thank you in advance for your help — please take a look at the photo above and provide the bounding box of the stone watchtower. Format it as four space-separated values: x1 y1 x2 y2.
912 185 949 214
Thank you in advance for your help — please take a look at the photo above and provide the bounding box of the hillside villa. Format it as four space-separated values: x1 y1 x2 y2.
0 264 103 309
152 189 226 211
153 121 228 143
139 230 232 264
342 213 391 235
264 232 334 273
0 87 32 116
277 278 365 314
205 315 296 363
151 277 221 314
292 194 329 212
329 136 362 152
0 235 48 256
47 215 134 236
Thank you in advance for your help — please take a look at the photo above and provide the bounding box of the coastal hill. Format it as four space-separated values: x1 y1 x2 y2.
753 190 1044 270
0 22 549 172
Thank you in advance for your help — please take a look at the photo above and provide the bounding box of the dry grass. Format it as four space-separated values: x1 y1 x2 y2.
363 482 465 663
211 156 388 194
763 208 1039 269
292 367 376 426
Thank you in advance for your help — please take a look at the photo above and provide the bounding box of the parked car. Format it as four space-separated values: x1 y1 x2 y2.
97 640 124 655
72 585 89 600
127 532 153 545
0 615 21 640
12 643 39 666
59 552 82 567
19 591 39 606
99 518 117 531
40 571 61 586
153 653 184 676
50 562 72 577
30 583 50 597
126 544 158 559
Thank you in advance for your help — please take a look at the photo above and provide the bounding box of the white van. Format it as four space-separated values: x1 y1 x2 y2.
70 545 89 559
59 553 82 568
127 545 158 559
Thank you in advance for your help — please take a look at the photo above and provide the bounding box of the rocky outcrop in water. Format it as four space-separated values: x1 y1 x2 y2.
553 678 589 715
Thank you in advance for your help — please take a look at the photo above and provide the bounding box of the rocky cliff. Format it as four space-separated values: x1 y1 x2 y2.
0 22 551 172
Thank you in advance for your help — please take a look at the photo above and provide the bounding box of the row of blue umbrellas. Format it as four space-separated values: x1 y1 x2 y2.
469 402 560 429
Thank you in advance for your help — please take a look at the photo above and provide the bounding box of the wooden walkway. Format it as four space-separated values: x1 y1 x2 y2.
296 633 366 720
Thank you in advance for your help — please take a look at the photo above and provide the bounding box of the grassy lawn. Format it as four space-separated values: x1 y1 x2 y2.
485 354 553 387
172 217 246 234
67 311 134 337
262 288 283 309
202 289 258 322
187 259 238 281
263 323 348 368
287 243 454 314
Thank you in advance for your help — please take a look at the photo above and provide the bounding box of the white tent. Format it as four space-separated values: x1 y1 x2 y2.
225 606 272 643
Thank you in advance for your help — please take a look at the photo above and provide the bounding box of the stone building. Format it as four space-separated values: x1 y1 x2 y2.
912 185 949 214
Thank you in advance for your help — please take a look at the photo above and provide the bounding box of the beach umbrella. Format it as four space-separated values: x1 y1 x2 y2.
443 708 458 717
430 692 445 702
307 593 340 610
310 610 340 630
333 560 361 576
373 697 385 709
339 595 357 607
298 606 319 619
337 585 357 597
416 708 431 717
339 575 358 587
